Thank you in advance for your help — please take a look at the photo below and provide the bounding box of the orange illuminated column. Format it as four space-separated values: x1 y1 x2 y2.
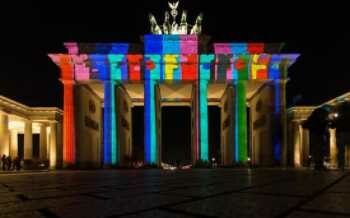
49 54 76 167
62 80 76 166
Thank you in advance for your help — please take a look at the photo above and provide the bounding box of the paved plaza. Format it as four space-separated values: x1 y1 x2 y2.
0 169 349 218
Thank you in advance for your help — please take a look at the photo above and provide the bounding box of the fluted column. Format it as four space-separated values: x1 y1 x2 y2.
329 128 337 168
292 122 302 167
272 79 288 165
144 78 158 164
103 80 118 166
198 80 209 161
24 120 32 160
48 54 76 167
49 122 57 169
40 123 48 160
235 80 248 162
62 80 76 166
0 113 9 156
10 130 18 158
197 54 214 162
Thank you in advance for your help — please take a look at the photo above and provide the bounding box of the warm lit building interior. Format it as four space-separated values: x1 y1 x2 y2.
0 96 62 169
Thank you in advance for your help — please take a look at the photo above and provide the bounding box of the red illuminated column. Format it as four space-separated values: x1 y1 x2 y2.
48 54 76 167
62 80 76 166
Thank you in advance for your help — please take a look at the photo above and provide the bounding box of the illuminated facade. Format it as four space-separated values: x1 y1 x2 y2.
288 92 350 168
0 96 62 169
49 3 299 168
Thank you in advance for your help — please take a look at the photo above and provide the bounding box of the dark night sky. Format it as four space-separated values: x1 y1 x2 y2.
0 1 349 108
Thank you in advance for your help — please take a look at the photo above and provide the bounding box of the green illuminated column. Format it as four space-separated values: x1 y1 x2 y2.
235 80 248 162
234 54 249 163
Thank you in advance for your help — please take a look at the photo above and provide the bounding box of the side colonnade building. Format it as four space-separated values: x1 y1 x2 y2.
0 96 62 169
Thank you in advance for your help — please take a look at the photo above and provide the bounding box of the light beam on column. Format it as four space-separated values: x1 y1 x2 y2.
144 55 161 164
235 80 248 162
103 80 118 165
198 54 213 161
234 55 249 162
48 54 76 166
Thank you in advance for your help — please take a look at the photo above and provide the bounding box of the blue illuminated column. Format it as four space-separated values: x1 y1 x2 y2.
273 79 287 165
144 78 158 164
144 55 161 165
90 55 119 166
103 80 118 165
269 55 297 166
198 55 214 161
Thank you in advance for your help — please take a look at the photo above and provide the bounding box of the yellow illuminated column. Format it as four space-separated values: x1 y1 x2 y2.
0 113 9 156
10 130 18 158
24 120 33 160
49 122 57 169
293 123 302 167
40 123 48 161
329 128 337 168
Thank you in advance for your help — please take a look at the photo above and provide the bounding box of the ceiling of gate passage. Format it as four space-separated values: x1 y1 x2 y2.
86 80 268 104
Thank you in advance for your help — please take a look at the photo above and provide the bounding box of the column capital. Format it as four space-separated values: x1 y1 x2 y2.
60 79 76 85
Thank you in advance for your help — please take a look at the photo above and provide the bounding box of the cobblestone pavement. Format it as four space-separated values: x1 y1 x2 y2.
0 169 348 218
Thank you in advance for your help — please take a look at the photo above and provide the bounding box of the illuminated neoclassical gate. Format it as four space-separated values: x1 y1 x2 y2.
48 2 298 168
49 35 298 167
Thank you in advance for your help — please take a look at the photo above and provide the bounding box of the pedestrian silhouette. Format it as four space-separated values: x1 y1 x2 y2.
7 156 12 171
1 154 7 171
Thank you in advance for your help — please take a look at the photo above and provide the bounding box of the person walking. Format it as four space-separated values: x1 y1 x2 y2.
1 154 7 171
13 156 21 171
7 156 12 171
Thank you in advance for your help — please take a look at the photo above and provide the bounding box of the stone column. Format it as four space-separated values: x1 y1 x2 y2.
10 130 18 158
222 84 235 165
24 120 32 160
0 113 9 157
144 78 158 165
62 80 76 166
292 122 302 167
0 113 9 156
48 54 76 167
192 82 199 163
235 80 248 162
302 128 310 166
155 84 162 164
103 80 118 166
197 54 214 162
198 79 209 161
329 128 337 168
40 123 48 161
273 79 288 165
49 122 57 169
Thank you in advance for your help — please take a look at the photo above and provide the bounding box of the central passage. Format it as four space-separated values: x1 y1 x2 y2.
161 106 191 165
